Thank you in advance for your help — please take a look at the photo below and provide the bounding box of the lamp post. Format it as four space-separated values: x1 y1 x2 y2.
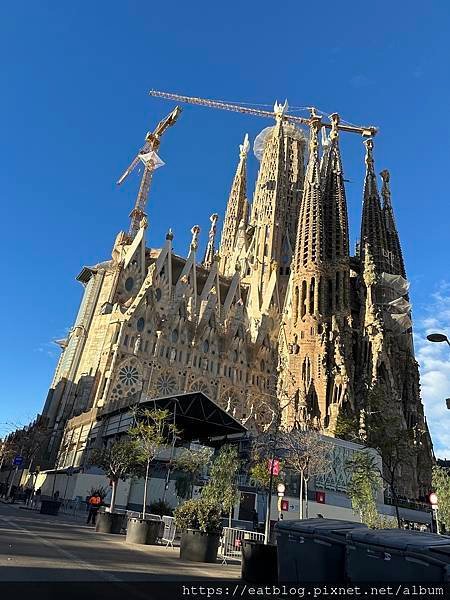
427 333 450 346
427 333 450 411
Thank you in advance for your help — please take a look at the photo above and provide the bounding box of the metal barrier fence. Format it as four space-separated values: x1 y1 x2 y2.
161 515 177 547
218 527 265 564
59 499 88 519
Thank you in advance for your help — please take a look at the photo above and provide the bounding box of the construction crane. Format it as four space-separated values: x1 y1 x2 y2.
149 90 377 137
117 105 182 237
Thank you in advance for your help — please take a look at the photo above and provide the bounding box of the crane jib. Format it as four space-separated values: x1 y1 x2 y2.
148 89 378 137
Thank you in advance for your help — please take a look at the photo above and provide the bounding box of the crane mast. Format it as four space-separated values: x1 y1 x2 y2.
149 90 377 137
117 106 182 238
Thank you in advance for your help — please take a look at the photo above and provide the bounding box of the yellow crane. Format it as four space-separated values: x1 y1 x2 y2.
149 90 377 137
117 105 182 237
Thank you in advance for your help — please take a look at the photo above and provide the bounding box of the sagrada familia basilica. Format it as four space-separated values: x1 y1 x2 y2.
40 98 433 496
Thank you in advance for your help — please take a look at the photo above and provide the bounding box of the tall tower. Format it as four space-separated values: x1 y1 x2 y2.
360 139 389 275
282 116 327 425
219 134 250 277
248 104 306 302
281 114 353 430
380 170 406 278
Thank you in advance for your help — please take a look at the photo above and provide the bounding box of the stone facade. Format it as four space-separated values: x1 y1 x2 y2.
42 109 433 498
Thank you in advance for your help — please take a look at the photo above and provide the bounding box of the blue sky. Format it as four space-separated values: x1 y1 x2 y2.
1 2 450 456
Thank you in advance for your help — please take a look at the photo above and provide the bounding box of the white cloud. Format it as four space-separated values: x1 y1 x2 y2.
415 281 450 459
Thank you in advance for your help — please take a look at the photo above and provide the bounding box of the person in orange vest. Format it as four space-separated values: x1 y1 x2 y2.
86 492 102 525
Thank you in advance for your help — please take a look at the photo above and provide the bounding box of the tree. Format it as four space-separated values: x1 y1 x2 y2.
128 408 177 519
432 465 450 533
173 497 223 534
335 385 421 528
174 447 212 501
201 444 241 527
249 460 284 494
346 450 381 527
283 429 333 519
250 429 288 542
364 386 418 528
89 438 140 512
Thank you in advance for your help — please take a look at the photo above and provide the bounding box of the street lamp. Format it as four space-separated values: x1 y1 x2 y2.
427 334 450 411
427 333 450 345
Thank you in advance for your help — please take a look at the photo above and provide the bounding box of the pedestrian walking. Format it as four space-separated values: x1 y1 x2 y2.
86 492 102 525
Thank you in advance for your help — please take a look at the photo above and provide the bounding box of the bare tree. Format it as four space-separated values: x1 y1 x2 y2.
283 429 333 519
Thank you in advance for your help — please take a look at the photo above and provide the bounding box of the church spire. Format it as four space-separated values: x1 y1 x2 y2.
294 116 324 272
380 169 406 278
203 213 219 270
360 138 389 274
219 134 249 276
322 113 350 263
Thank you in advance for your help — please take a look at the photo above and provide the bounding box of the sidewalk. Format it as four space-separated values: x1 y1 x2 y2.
0 502 241 582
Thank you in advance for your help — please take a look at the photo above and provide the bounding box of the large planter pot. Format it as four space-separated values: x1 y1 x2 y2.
40 500 61 516
241 540 278 583
180 529 220 563
126 517 161 545
96 512 125 534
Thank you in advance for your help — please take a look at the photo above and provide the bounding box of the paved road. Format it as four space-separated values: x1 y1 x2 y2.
0 502 239 588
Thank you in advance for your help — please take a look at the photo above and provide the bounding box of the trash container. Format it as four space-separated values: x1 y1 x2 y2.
275 518 368 582
241 540 278 583
346 529 450 583
40 499 61 516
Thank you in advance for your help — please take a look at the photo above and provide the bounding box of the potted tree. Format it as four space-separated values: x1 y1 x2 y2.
243 457 284 583
127 407 176 544
174 446 212 501
174 498 223 562
89 438 139 534
201 444 240 527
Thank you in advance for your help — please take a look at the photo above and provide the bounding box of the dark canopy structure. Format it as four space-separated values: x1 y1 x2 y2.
99 391 248 446
140 392 247 443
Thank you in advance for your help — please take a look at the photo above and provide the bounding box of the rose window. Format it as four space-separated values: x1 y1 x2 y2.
190 380 211 398
118 365 139 387
156 373 177 396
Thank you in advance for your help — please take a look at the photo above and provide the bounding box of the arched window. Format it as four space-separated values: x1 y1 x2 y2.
335 272 340 311
293 286 299 322
309 277 315 315
327 279 333 315
300 280 307 318
318 276 322 315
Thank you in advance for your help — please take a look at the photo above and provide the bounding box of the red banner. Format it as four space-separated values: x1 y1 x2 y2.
268 459 280 476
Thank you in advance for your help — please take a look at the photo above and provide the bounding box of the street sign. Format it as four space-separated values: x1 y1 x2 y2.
280 499 289 511
12 456 23 466
277 482 285 496
429 492 438 506
268 459 280 476
315 491 326 504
